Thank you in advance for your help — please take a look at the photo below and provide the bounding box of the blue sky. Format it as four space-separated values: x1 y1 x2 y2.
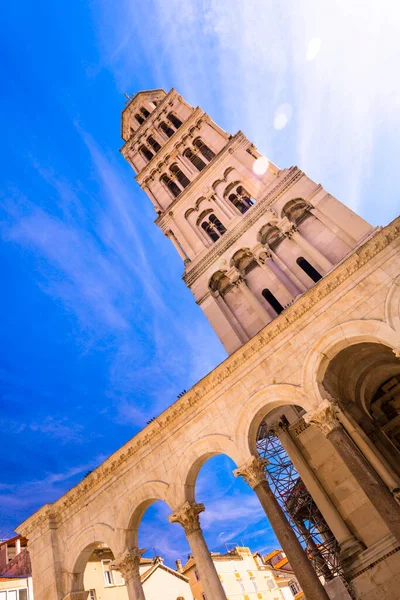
1 0 399 565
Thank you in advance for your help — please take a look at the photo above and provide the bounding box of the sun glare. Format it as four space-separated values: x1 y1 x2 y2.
306 37 321 61
274 103 293 130
253 156 270 176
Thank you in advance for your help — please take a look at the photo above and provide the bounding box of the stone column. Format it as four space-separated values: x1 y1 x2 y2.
256 250 301 298
166 230 191 264
211 290 249 344
169 502 227 600
211 193 236 220
111 548 146 600
143 183 163 212
234 457 330 600
280 219 333 272
305 400 400 543
268 247 307 293
186 211 211 248
272 421 364 561
232 274 270 322
338 406 400 500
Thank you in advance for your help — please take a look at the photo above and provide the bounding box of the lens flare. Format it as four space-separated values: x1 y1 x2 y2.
253 156 269 175
274 103 293 130
306 37 321 61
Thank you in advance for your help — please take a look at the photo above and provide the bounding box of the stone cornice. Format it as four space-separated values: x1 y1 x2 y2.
155 131 247 229
16 217 400 532
120 88 177 152
182 167 302 286
134 107 205 184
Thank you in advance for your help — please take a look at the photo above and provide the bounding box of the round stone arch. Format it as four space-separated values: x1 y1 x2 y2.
172 434 247 507
233 384 311 457
385 274 400 332
63 522 116 593
114 480 172 554
302 318 400 407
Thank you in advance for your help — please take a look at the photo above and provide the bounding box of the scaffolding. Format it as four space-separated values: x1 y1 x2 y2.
256 420 343 582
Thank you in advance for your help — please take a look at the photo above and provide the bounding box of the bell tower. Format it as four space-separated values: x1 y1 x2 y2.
121 89 374 354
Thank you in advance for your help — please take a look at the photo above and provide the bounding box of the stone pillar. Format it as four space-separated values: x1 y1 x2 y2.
256 249 301 298
169 502 227 600
186 211 211 248
15 538 21 555
272 421 364 561
166 230 190 264
111 548 146 600
305 400 400 543
232 274 270 323
234 457 330 600
280 219 333 272
212 193 236 220
143 183 163 212
268 247 307 293
338 406 400 500
211 290 249 344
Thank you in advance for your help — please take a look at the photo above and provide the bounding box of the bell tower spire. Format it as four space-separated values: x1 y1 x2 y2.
120 88 373 354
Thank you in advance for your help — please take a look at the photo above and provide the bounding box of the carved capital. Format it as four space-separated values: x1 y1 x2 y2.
168 502 205 536
255 249 272 266
111 548 145 582
279 216 298 238
233 456 269 489
304 399 341 436
269 419 288 437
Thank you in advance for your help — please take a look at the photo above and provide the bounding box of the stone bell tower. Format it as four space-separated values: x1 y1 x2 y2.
120 89 373 354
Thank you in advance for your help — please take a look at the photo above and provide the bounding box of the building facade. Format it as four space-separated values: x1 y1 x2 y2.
83 549 193 600
0 535 33 599
178 545 302 600
16 89 400 600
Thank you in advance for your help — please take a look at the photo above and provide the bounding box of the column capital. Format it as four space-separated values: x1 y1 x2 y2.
304 399 341 437
269 419 289 437
111 548 146 582
233 456 269 489
168 501 205 535
278 216 298 238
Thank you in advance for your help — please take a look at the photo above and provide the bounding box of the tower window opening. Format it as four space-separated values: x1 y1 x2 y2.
148 136 161 152
201 221 220 243
159 121 175 138
139 145 154 162
296 257 322 283
201 213 226 243
170 164 190 188
262 289 284 315
228 186 255 214
135 113 145 125
167 112 183 129
140 107 151 118
183 148 206 172
161 174 182 198
193 138 215 162
209 214 226 235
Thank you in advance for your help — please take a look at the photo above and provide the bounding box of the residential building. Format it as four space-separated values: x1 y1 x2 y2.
0 536 33 599
178 546 302 600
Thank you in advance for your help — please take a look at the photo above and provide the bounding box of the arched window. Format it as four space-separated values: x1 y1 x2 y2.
135 114 144 125
170 164 190 188
147 136 161 152
296 257 322 283
209 214 226 235
194 139 215 162
161 174 182 198
183 148 206 172
167 112 183 129
237 185 255 208
262 289 284 315
202 221 219 243
140 107 150 118
229 193 248 214
139 145 154 162
159 121 175 138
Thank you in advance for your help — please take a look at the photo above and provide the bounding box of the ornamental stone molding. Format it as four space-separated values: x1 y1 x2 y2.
304 399 342 437
168 502 205 535
111 548 146 581
233 457 269 489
